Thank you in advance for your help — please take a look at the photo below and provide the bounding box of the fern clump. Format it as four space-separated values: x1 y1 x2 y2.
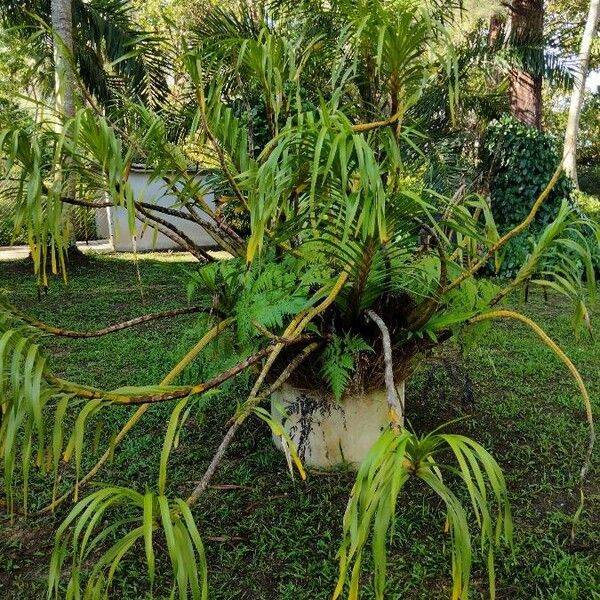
320 333 372 400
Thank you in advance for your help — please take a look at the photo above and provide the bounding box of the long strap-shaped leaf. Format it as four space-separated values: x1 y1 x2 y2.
470 308 595 538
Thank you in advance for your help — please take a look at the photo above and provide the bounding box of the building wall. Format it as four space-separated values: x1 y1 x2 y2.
98 170 217 251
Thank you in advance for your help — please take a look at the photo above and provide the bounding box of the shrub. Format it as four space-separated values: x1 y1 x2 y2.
572 190 600 275
483 115 573 276
578 164 600 197
573 189 600 218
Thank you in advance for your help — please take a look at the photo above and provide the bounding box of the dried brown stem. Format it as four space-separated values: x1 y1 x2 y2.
134 205 214 262
185 341 321 506
136 201 196 222
182 204 244 256
46 335 319 405
59 195 113 208
10 305 202 338
36 318 236 513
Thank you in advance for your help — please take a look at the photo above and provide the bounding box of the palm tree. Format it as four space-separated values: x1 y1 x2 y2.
0 0 169 111
506 0 544 128
485 0 576 130
51 0 75 118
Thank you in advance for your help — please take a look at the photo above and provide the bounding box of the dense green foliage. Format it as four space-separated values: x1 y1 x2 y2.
485 116 572 231
0 0 169 110
0 1 598 598
573 93 600 197
483 115 573 276
0 255 598 599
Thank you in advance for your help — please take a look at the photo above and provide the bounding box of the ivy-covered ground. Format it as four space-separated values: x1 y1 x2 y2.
0 254 599 599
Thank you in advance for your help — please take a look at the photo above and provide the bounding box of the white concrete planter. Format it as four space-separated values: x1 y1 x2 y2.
271 382 405 469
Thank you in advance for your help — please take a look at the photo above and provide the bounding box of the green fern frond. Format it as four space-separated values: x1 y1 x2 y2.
320 333 371 400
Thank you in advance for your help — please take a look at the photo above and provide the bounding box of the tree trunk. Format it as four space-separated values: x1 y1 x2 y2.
488 14 504 47
563 0 600 186
51 0 75 119
507 0 544 129
51 0 84 259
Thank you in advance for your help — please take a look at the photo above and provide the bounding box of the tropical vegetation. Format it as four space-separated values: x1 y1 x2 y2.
0 1 598 599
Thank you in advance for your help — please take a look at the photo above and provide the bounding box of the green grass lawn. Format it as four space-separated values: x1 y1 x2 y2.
0 254 599 599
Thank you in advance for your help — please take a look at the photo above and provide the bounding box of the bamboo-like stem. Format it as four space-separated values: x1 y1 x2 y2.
488 276 525 308
246 272 349 403
162 317 235 383
8 305 202 338
292 272 350 337
46 335 317 405
251 320 306 342
444 163 563 294
351 110 403 133
469 309 595 538
185 341 321 507
366 310 404 432
37 318 235 513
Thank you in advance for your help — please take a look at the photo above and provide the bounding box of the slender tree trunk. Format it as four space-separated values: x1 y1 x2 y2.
507 0 544 129
563 0 600 186
51 0 75 119
51 0 83 256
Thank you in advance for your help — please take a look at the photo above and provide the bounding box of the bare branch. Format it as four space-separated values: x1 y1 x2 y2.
137 201 198 222
185 341 322 506
59 195 113 208
182 203 245 256
366 309 404 432
37 318 235 514
134 205 214 262
46 334 320 405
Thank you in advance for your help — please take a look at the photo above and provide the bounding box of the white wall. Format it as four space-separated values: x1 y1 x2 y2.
99 169 217 251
